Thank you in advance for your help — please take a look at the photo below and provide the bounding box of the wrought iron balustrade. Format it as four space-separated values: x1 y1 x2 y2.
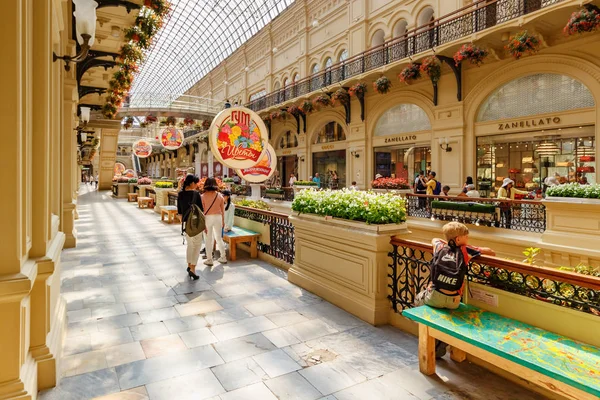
404 193 546 233
388 238 600 316
246 0 563 112
235 206 295 265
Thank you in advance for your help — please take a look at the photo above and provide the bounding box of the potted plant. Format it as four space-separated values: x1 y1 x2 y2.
398 63 421 85
287 105 302 117
332 88 350 106
348 82 367 98
123 116 135 130
166 116 177 126
288 189 408 325
234 199 272 211
453 43 489 66
137 177 153 195
313 95 332 108
420 56 441 83
371 177 411 193
202 120 211 130
146 114 158 123
564 6 600 36
300 100 314 114
144 0 171 17
292 180 318 195
373 76 392 93
505 30 540 59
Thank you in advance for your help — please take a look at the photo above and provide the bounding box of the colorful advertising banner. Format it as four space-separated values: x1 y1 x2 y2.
132 139 153 158
235 143 277 183
161 127 184 150
123 169 136 178
114 162 126 176
209 107 268 169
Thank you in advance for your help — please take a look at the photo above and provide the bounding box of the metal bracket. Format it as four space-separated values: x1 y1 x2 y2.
79 86 107 99
438 55 462 102
96 0 141 13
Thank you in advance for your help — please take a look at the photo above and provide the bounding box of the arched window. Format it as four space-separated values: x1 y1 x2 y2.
324 57 333 69
375 104 431 136
310 64 320 91
338 49 348 62
417 7 435 27
311 63 320 74
477 74 595 121
273 81 281 91
314 122 346 144
278 130 299 149
249 90 266 102
393 20 408 37
371 29 385 47
292 73 300 83
283 78 288 87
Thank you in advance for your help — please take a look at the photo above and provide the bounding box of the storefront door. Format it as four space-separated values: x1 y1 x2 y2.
312 150 346 188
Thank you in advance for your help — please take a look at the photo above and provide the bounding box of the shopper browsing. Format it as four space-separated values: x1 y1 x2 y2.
201 178 228 266
312 173 321 188
177 174 204 280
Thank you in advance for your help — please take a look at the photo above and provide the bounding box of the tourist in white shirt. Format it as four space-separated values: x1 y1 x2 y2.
349 181 358 190
289 173 297 187
465 184 480 198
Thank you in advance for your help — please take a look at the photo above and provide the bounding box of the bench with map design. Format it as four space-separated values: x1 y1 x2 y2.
403 304 600 400
223 226 260 261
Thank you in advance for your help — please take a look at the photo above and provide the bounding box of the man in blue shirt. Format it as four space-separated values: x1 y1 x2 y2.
312 173 321 188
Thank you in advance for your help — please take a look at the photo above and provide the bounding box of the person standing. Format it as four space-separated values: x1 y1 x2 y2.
465 184 480 198
426 171 440 195
415 171 427 209
289 173 297 187
202 177 228 266
222 190 235 232
177 174 203 280
312 173 321 188
497 178 528 229
95 174 99 189
224 99 231 109
462 176 474 194
349 181 358 190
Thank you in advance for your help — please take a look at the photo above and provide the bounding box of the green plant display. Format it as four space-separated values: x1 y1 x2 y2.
546 183 600 198
559 263 600 277
292 189 406 224
128 178 138 183
522 247 541 265
234 199 272 210
155 181 174 188
265 189 284 194
293 181 318 186
222 177 234 183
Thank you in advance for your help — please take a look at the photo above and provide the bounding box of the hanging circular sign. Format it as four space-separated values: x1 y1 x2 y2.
235 143 277 183
114 162 126 176
161 127 184 150
123 169 136 178
209 106 268 169
132 139 152 158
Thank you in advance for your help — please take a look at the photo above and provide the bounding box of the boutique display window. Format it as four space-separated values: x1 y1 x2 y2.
312 150 346 188
374 146 431 182
476 126 596 197
314 122 346 144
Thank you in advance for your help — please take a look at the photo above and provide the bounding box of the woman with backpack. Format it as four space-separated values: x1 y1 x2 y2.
178 174 203 280
201 177 228 267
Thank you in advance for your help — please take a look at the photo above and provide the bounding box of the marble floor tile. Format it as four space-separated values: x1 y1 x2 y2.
245 300 285 316
265 310 310 327
175 299 223 317
203 306 253 326
219 382 278 400
164 315 208 334
184 290 221 303
104 342 146 368
141 333 187 358
211 357 268 391
90 327 134 351
63 334 93 356
262 327 302 348
264 372 323 400
283 319 339 342
38 368 120 400
252 348 302 378
67 320 99 338
62 349 108 377
213 333 277 362
210 316 278 341
138 307 180 324
67 308 92 323
333 378 418 400
145 369 225 400
179 327 218 348
97 313 142 332
299 360 367 396
91 304 128 319
92 386 149 400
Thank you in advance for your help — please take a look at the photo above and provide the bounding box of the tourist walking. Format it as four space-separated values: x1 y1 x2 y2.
202 177 228 266
177 174 203 280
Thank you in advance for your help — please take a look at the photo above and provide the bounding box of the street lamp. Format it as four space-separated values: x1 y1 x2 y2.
53 0 98 71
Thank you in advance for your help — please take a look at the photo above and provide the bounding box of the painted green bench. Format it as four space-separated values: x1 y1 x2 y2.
403 304 600 400
223 226 260 261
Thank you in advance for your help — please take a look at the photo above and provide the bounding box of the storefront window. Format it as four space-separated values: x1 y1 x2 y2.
375 104 431 136
477 74 595 122
314 122 346 144
476 127 596 197
278 155 298 186
374 146 431 182
312 150 346 189
278 130 298 149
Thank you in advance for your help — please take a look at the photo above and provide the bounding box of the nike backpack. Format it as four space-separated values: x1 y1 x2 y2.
433 180 442 195
429 244 466 292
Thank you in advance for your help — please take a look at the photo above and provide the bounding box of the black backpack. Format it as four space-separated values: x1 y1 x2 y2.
433 180 442 195
429 243 466 292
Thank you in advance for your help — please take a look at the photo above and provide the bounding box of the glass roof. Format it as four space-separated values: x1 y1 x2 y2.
130 0 295 103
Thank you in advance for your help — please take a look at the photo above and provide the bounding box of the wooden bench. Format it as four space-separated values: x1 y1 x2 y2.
160 205 179 223
127 193 138 202
223 226 260 261
137 197 154 209
403 304 600 400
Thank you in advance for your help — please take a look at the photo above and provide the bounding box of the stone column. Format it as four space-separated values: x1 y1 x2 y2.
97 124 121 190
61 70 78 248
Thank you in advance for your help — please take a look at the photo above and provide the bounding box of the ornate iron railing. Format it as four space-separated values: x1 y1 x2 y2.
246 0 563 112
168 191 178 206
388 238 600 317
235 205 295 265
404 194 546 233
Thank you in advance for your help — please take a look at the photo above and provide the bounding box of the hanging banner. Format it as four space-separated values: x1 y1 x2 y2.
235 143 277 183
209 106 268 169
123 169 136 178
161 127 184 150
132 139 153 158
114 162 126 176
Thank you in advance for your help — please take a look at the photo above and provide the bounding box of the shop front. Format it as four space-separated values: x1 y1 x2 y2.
311 122 347 188
372 103 432 185
474 73 596 198
276 130 299 186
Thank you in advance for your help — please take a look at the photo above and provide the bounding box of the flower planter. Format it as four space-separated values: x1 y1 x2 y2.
288 213 408 325
153 188 172 214
112 183 129 199
292 185 317 195
542 197 600 250
137 184 153 197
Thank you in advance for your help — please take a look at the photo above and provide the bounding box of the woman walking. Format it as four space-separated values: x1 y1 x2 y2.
177 174 203 280
201 177 228 266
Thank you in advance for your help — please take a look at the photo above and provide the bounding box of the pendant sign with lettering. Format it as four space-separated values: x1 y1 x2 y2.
132 139 152 158
498 117 561 131
209 107 267 169
114 162 126 176
161 127 184 150
235 143 276 183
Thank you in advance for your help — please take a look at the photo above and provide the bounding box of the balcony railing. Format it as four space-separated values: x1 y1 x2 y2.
405 193 546 233
246 0 563 112
388 238 600 316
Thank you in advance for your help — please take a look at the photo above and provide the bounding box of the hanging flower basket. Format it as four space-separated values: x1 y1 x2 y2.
146 114 158 123
123 116 135 130
183 117 195 126
313 95 332 108
102 103 118 119
287 105 301 116
144 0 172 18
166 116 177 126
124 26 151 50
300 100 314 114
136 8 162 38
398 64 421 85
420 56 441 83
348 82 367 97
119 43 144 64
505 31 540 59
332 88 350 105
453 43 489 66
140 121 149 128
202 120 211 130
373 76 392 94
563 7 600 36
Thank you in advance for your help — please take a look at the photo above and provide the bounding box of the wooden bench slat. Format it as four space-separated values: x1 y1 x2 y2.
224 227 260 238
403 304 600 397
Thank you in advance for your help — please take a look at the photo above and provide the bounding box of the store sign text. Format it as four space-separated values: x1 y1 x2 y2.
384 135 417 144
498 117 561 131
321 145 335 150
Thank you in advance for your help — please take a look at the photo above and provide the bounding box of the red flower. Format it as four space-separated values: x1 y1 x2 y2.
218 131 229 143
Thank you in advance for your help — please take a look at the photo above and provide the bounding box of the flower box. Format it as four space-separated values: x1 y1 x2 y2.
542 196 600 250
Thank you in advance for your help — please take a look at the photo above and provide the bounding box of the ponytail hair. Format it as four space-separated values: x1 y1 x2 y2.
222 190 232 211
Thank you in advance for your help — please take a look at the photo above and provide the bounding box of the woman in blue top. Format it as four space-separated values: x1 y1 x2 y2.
312 172 321 188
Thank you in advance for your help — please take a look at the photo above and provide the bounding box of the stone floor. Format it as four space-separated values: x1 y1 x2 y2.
39 185 546 400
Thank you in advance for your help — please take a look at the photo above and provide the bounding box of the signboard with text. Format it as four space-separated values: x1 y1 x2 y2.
235 143 276 183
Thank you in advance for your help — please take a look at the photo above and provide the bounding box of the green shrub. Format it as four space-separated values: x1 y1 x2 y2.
234 199 271 210
546 183 600 198
292 189 406 224
293 180 318 186
222 177 234 182
128 178 138 183
155 181 174 189
266 189 284 194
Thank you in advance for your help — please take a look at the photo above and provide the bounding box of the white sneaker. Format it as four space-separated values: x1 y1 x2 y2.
204 259 214 266
218 257 228 264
